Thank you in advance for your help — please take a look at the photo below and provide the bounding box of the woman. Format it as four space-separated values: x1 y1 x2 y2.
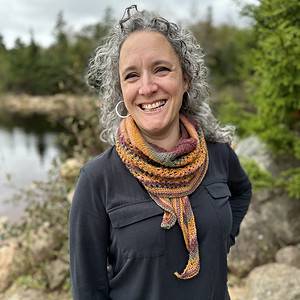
69 5 252 300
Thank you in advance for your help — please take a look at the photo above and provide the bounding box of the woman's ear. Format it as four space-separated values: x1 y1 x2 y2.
183 73 190 92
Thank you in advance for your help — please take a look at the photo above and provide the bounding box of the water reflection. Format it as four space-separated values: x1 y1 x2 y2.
0 117 61 222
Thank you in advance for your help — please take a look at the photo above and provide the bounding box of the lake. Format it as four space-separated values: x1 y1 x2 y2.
0 116 61 222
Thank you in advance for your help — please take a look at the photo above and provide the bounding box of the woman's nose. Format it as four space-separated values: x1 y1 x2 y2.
138 74 158 96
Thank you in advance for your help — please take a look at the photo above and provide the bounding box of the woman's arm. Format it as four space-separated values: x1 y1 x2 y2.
69 168 110 300
226 144 252 250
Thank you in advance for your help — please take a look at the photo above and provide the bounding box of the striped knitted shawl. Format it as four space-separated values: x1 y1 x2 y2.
115 114 209 279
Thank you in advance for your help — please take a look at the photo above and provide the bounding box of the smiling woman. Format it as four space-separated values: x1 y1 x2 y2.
119 31 187 149
69 5 252 300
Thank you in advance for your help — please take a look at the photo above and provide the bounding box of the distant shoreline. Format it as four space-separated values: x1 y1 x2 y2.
0 94 98 122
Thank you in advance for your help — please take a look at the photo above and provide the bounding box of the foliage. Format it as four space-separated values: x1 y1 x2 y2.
241 0 300 198
51 96 107 160
245 0 300 157
0 11 113 95
189 19 255 88
212 85 255 137
0 34 10 92
0 8 253 95
240 157 274 190
277 168 300 200
16 274 47 290
3 161 72 292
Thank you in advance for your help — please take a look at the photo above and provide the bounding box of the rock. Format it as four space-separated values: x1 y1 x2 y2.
228 273 247 300
0 284 49 300
60 158 82 182
47 291 72 300
45 259 69 290
228 207 279 277
228 285 247 300
1 288 45 300
0 239 19 292
251 188 273 204
245 263 300 300
0 222 66 293
0 238 29 293
0 283 72 300
22 222 62 263
259 190 300 245
275 244 300 268
235 135 275 173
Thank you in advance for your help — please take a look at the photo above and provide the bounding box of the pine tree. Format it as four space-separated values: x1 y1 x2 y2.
246 0 300 198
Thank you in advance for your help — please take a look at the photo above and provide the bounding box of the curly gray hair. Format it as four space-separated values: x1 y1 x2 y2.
86 5 234 145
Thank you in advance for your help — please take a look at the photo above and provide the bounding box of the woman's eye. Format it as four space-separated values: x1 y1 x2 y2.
155 66 170 74
125 73 138 80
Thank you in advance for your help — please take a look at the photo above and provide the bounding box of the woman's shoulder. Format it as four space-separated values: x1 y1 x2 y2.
81 146 120 180
205 140 241 170
206 140 231 159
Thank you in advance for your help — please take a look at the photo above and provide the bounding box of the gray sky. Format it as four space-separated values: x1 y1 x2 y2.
0 0 258 48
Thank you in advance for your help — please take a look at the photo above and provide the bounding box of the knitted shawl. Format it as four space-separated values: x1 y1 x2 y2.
115 114 209 279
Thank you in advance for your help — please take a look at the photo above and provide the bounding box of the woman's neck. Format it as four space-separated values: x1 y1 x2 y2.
141 121 181 151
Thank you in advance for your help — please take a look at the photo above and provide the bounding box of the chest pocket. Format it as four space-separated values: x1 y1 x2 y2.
108 201 165 258
206 182 231 206
206 182 232 237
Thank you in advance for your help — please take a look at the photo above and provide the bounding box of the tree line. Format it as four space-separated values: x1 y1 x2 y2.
0 1 299 197
0 7 253 95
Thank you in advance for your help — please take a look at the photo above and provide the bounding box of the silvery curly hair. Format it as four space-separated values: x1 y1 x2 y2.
86 5 234 145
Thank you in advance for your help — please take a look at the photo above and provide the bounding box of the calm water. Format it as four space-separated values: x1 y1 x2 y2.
0 123 61 222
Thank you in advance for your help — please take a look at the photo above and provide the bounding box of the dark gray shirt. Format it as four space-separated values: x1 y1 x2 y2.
69 142 252 300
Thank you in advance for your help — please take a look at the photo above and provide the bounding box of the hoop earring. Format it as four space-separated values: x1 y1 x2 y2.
182 91 190 110
185 91 191 100
115 100 130 118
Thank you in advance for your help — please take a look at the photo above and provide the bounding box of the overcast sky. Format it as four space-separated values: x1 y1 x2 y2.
0 0 258 48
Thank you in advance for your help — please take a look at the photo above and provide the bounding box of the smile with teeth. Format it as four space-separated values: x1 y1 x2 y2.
140 100 167 111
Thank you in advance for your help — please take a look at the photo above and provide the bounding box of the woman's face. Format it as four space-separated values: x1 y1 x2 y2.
119 31 187 141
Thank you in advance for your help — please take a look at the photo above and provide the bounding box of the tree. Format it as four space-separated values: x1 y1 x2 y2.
189 7 254 87
0 34 6 50
246 0 300 155
0 33 9 92
53 11 68 48
245 0 300 198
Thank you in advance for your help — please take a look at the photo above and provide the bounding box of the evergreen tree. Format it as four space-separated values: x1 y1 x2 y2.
0 33 9 92
246 0 300 198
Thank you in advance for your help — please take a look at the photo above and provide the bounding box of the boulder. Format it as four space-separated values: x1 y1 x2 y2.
228 207 279 277
0 284 72 300
235 135 275 173
21 222 62 263
275 244 300 269
250 187 273 205
227 273 247 300
259 190 300 245
1 287 45 300
4 289 45 300
245 263 300 300
0 239 19 292
45 259 69 290
228 285 247 300
0 238 30 293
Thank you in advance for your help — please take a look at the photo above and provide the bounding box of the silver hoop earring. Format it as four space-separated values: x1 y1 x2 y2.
115 100 130 118
185 91 191 100
182 91 190 111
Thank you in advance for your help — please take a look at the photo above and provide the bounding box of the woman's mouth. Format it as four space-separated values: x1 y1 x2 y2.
139 100 167 112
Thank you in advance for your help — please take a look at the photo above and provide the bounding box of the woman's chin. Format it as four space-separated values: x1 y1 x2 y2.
140 125 167 138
